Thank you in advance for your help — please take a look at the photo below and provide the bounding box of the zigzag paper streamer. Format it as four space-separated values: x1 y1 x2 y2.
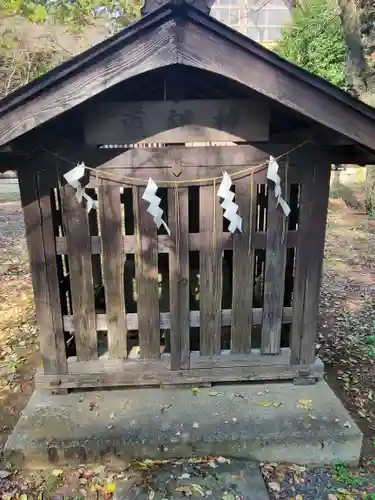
142 178 171 235
63 163 98 213
266 156 291 217
217 172 242 233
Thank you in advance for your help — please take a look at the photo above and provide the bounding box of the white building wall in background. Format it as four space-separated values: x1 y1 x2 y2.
210 0 292 44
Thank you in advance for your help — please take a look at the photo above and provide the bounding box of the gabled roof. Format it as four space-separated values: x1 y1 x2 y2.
1 0 375 152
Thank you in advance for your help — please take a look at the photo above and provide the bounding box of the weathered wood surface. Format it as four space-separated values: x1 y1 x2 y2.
55 230 298 255
134 186 160 358
61 185 97 361
231 174 258 353
87 189 102 294
84 99 269 145
168 186 190 370
19 168 68 375
86 165 269 188
2 8 375 154
34 356 324 390
98 181 127 358
50 186 69 316
179 16 375 151
29 139 300 176
261 160 288 354
290 159 315 365
63 307 293 332
0 15 177 147
199 184 223 356
300 161 331 365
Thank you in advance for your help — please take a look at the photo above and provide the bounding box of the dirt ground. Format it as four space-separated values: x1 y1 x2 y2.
0 181 374 498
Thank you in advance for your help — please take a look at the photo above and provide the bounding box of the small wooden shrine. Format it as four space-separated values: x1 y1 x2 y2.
1 0 375 392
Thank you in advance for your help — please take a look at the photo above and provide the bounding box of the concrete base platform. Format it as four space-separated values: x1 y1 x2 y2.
4 380 362 469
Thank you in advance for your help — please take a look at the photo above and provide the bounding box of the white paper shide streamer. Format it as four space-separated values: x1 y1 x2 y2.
142 178 171 236
217 172 242 233
63 163 98 213
266 156 291 217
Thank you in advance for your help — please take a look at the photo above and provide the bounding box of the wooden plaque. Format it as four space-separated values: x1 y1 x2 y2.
84 98 270 145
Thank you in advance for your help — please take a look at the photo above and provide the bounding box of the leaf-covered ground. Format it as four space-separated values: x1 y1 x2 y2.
0 185 375 498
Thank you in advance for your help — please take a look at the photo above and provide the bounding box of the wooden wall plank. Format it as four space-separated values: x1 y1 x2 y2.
84 99 269 145
61 185 97 361
168 186 190 370
50 186 68 315
199 184 223 356
19 168 68 375
63 307 294 332
87 166 269 187
87 190 102 294
55 230 299 255
35 353 324 390
134 186 160 358
25 140 276 172
98 181 127 359
300 161 331 365
261 160 288 354
290 158 314 364
231 174 257 353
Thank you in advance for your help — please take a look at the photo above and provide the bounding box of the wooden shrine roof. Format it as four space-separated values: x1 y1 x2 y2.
0 0 375 159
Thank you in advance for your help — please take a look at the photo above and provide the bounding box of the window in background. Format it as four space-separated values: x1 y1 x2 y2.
266 26 282 40
267 8 291 25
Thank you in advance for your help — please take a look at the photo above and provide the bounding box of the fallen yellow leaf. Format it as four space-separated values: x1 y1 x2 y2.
208 391 219 396
192 484 205 496
191 387 200 396
51 468 64 477
257 401 272 407
297 399 313 410
106 482 116 493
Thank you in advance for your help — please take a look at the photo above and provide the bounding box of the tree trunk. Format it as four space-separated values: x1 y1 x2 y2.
338 0 369 95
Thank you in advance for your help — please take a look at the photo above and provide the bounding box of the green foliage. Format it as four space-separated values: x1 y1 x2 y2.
1 0 141 30
332 461 363 488
1 0 48 22
0 0 142 98
275 0 348 90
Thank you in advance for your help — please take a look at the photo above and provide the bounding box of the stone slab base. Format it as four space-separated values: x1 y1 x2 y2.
4 380 362 469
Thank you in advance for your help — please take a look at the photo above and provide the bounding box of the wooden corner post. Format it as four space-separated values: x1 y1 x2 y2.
18 159 68 380
291 154 331 384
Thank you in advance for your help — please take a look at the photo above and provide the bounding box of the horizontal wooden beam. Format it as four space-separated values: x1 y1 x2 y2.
34 356 324 390
63 307 293 332
83 99 270 145
67 348 291 367
55 232 298 255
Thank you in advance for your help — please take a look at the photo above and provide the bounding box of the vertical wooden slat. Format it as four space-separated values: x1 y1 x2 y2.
290 159 315 364
261 160 288 354
87 189 102 293
199 184 223 356
61 185 97 361
168 186 190 370
134 186 160 358
99 181 127 359
300 160 331 365
50 187 67 315
231 175 257 353
19 167 68 375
